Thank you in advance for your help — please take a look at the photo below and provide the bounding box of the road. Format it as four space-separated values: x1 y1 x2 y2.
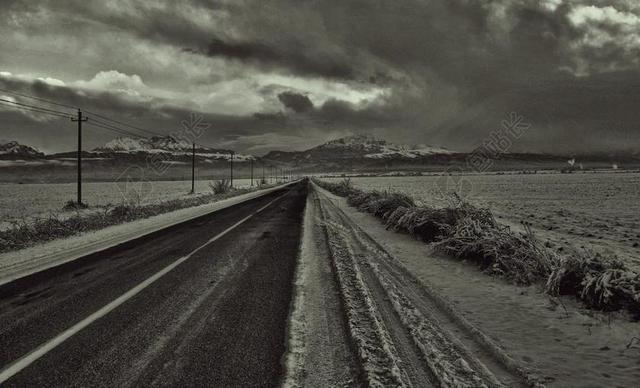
0 182 307 387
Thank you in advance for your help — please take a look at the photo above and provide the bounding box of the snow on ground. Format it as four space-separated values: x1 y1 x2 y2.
322 215 412 387
315 184 640 387
0 183 292 285
316 185 518 387
322 172 640 269
282 190 359 388
0 179 257 230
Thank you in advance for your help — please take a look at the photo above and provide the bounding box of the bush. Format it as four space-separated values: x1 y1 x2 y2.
210 179 232 194
353 190 414 219
109 204 138 220
435 219 559 285
385 206 458 243
547 252 640 315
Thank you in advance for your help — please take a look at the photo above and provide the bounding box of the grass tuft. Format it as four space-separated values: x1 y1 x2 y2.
547 252 640 315
209 179 232 194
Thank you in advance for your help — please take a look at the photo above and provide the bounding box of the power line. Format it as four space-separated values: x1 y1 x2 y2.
85 120 147 139
87 115 214 151
0 87 230 152
85 111 216 151
84 110 166 138
0 97 74 118
0 100 73 119
0 87 78 110
87 117 151 138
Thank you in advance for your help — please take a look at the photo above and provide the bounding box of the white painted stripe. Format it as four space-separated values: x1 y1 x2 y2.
0 191 289 384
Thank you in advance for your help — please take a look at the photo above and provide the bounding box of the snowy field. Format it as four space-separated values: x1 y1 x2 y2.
0 178 263 226
322 172 640 268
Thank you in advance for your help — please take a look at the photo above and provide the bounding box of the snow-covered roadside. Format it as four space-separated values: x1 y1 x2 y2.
314 184 640 387
317 186 517 387
0 183 294 286
323 218 411 387
282 190 360 388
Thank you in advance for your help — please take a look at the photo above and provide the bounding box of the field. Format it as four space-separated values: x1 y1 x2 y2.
322 171 640 269
0 178 261 228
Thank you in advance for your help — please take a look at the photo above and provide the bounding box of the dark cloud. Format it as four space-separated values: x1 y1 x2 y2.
207 38 279 62
200 36 359 80
2 0 640 154
277 91 314 113
0 75 313 154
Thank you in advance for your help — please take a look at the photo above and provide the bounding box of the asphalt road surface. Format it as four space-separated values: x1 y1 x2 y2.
0 182 307 387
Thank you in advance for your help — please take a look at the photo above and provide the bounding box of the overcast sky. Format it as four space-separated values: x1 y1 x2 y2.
0 0 639 155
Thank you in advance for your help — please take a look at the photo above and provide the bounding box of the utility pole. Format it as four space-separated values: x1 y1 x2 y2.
71 109 88 205
230 151 235 188
262 165 265 185
190 142 195 194
250 158 254 186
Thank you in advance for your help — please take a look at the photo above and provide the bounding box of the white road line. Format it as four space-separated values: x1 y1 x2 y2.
0 191 290 384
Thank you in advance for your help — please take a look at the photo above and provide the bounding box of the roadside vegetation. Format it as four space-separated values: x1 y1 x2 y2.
315 178 640 318
209 179 233 194
62 200 90 211
0 181 272 254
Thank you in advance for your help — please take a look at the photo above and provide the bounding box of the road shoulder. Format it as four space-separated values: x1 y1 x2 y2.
282 187 361 387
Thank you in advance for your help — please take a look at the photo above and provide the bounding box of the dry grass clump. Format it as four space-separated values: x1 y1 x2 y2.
436 220 559 285
314 178 640 316
547 252 640 316
210 179 233 194
384 198 497 243
322 177 360 197
384 206 457 243
348 190 414 219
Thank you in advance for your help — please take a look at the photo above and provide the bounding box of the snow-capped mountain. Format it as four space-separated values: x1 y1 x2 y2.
93 136 254 161
0 140 45 159
95 136 193 153
263 135 454 165
315 135 387 151
315 135 452 158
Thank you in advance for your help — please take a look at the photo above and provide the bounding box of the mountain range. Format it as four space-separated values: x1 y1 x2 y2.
0 140 45 159
1 135 638 171
262 135 454 166
90 136 254 161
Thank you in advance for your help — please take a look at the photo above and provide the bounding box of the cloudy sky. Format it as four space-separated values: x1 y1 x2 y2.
0 0 639 155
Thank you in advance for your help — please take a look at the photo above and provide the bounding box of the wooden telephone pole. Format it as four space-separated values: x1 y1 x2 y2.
230 151 235 188
250 158 254 186
190 143 195 194
71 109 88 205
